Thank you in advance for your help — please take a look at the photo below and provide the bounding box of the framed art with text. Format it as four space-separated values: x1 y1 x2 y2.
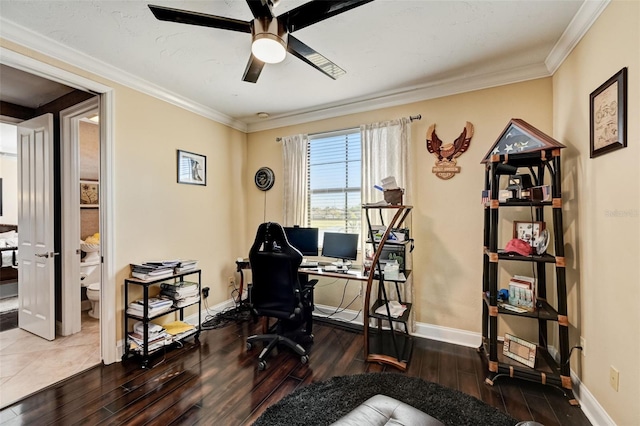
177 150 206 186
590 67 627 158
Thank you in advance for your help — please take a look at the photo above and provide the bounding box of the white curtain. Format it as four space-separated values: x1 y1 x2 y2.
282 134 309 227
360 118 414 330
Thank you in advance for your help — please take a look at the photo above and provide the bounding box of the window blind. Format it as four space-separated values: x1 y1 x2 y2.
307 130 361 237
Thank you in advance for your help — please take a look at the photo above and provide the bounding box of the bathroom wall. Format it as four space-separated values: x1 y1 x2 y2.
79 120 99 239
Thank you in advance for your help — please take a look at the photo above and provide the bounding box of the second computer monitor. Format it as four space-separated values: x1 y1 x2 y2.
321 232 359 262
284 226 319 256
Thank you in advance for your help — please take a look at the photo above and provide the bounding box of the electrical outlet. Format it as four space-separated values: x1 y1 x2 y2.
228 276 235 286
580 336 586 357
609 366 619 392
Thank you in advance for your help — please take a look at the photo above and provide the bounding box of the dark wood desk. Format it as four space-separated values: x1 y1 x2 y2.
235 259 369 304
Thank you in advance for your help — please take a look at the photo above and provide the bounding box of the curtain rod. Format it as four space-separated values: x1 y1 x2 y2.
275 114 421 142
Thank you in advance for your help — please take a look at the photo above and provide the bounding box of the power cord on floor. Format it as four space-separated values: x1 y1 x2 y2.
200 286 252 330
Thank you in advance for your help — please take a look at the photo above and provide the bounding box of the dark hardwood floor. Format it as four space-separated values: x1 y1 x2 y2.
0 317 591 425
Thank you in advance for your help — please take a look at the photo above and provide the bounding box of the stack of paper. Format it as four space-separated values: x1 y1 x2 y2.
174 260 198 273
130 261 177 281
126 297 173 317
160 281 200 308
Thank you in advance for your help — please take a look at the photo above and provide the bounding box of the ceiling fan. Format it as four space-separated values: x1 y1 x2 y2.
148 0 374 83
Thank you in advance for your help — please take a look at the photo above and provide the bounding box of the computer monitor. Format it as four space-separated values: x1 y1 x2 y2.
321 232 359 262
284 226 319 256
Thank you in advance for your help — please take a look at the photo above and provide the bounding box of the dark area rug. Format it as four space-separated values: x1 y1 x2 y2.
254 372 518 426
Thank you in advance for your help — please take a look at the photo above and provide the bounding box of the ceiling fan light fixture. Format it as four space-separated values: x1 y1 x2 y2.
251 18 287 64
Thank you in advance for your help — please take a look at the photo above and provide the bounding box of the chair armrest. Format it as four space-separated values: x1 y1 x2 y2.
305 279 318 288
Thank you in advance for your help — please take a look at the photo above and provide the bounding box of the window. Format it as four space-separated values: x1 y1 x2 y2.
307 130 361 240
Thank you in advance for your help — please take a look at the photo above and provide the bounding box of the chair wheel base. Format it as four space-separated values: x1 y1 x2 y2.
258 360 267 371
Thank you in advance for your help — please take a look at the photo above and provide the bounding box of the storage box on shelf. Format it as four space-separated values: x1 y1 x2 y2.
362 204 413 371
479 119 578 405
123 268 202 368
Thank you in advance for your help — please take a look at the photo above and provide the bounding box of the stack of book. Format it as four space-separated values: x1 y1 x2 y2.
508 275 536 311
126 297 174 317
160 281 200 308
127 321 170 353
130 261 178 281
174 260 198 273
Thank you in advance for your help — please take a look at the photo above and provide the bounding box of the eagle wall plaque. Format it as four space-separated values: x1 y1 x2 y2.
426 122 474 180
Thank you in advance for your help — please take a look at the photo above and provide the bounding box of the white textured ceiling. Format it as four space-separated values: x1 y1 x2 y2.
0 1 604 132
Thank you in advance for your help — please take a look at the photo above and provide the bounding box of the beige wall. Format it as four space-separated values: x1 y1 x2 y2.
553 1 639 424
246 78 553 331
0 39 249 336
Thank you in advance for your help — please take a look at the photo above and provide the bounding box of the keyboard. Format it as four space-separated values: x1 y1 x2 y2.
300 261 319 268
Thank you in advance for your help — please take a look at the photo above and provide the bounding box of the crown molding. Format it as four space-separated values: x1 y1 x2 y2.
545 0 610 74
246 62 551 133
0 17 248 133
2 0 607 136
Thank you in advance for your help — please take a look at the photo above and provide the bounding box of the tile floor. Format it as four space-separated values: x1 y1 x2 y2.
0 311 101 408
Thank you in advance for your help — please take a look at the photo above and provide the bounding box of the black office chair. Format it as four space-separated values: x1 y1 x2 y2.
246 222 315 370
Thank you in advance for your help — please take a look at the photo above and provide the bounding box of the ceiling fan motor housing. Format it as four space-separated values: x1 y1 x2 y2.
251 17 288 63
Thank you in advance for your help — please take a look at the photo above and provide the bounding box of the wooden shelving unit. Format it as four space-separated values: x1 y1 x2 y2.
362 204 413 371
479 119 578 405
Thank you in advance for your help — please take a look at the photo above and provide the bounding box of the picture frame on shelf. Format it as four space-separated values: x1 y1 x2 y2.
177 150 206 186
80 180 99 208
513 221 545 247
590 67 627 158
503 333 536 368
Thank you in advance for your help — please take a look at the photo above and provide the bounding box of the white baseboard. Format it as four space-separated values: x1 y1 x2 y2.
412 322 483 348
570 369 616 426
118 297 615 426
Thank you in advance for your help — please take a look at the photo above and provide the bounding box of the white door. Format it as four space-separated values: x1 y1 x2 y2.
17 113 56 341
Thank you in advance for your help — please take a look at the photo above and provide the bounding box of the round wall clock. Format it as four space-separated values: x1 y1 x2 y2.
254 167 275 191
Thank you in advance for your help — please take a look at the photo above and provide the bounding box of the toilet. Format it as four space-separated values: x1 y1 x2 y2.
80 260 101 319
85 282 100 319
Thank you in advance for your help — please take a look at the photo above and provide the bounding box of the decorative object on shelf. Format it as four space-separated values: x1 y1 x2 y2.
254 166 275 191
590 67 628 158
426 121 473 180
481 119 564 163
80 180 99 207
505 174 533 200
503 333 536 368
177 149 206 185
513 221 545 247
504 238 533 256
536 229 550 255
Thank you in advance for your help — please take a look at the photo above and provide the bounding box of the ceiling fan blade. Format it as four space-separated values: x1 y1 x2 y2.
287 35 346 80
280 0 374 33
246 0 274 19
148 5 252 33
242 55 266 83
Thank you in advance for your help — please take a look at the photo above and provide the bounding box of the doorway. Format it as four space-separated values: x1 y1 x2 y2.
0 48 116 407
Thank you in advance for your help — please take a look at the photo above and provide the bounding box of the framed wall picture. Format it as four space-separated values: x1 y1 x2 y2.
80 180 99 208
177 150 206 186
590 67 627 158
513 221 545 247
503 333 536 368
